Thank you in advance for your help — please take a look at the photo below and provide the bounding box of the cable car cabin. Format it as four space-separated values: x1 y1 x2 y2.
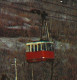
26 41 54 63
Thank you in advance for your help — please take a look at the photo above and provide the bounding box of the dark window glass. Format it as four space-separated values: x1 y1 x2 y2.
42 43 46 51
47 43 51 51
38 44 41 51
26 45 30 52
35 45 37 52
47 43 54 51
32 45 34 52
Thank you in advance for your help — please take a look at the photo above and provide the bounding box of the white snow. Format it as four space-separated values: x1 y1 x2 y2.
0 37 76 52
54 41 71 51
0 38 25 51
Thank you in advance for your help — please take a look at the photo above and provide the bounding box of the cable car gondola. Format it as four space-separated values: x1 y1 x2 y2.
26 41 54 62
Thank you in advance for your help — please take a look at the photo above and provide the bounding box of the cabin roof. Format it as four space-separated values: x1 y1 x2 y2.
26 41 54 45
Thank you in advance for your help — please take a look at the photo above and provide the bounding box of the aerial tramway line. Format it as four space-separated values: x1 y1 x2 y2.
25 9 55 80
1 1 77 23
11 1 77 23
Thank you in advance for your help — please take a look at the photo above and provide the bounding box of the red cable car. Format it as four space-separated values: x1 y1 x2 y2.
26 41 54 63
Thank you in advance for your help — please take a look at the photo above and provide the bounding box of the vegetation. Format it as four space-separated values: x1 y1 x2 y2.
0 0 77 80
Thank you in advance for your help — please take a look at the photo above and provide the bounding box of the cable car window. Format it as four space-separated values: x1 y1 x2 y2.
32 45 34 52
52 44 54 51
47 43 53 51
35 45 37 52
26 45 30 52
42 43 46 51
38 44 41 51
